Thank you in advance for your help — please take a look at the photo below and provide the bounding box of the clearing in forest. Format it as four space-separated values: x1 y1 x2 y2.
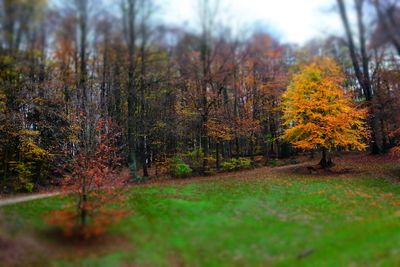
0 154 399 266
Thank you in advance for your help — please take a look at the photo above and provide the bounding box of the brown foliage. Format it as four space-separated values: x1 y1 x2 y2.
46 118 129 239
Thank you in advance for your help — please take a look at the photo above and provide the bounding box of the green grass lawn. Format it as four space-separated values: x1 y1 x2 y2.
1 158 400 266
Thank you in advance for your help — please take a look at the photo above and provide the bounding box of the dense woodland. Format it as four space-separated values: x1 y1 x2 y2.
1 0 400 193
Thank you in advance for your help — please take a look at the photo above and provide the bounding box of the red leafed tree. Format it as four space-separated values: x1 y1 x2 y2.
46 118 129 238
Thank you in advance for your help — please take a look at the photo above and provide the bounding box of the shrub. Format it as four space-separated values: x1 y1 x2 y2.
238 157 252 169
205 155 217 170
12 163 34 192
1 133 51 193
221 160 236 171
169 156 192 178
184 148 204 172
221 157 252 172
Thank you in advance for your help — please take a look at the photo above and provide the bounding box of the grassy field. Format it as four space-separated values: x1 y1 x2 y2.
1 155 400 266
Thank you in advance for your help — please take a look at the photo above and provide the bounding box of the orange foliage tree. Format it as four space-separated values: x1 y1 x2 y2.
282 57 370 168
46 118 129 238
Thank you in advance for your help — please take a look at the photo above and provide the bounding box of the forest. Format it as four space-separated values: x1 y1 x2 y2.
0 0 399 266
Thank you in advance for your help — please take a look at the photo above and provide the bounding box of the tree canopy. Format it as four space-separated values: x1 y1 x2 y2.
282 57 370 165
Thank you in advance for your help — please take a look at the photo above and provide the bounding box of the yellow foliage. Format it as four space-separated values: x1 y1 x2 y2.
0 91 5 112
206 118 234 141
281 57 369 151
19 139 50 161
18 130 50 161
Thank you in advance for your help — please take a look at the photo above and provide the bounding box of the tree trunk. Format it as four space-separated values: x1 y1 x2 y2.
235 137 240 158
126 0 138 180
216 141 220 171
249 136 255 165
100 34 108 117
337 0 382 154
319 148 333 168
141 136 149 177
202 130 209 174
310 149 315 159
80 173 87 231
370 112 382 154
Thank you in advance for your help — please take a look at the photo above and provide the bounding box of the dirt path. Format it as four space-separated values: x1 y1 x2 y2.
0 153 395 208
0 161 314 207
0 192 60 207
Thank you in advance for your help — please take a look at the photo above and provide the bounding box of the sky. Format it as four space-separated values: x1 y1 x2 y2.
154 0 343 45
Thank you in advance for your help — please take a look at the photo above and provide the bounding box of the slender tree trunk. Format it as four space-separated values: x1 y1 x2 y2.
139 22 148 178
141 136 149 177
100 34 108 117
249 136 254 165
126 0 138 180
251 66 257 165
233 66 239 159
202 126 209 173
337 0 381 154
78 0 88 113
113 53 122 125
235 137 240 158
216 141 220 171
380 118 387 151
127 62 137 180
80 173 87 231
201 35 209 174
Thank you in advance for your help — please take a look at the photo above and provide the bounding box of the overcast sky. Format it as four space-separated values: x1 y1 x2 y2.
154 0 343 44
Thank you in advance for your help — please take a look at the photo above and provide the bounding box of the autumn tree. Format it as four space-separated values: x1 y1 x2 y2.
241 33 288 159
47 119 128 238
0 0 75 192
175 29 238 173
282 57 369 168
206 111 234 170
